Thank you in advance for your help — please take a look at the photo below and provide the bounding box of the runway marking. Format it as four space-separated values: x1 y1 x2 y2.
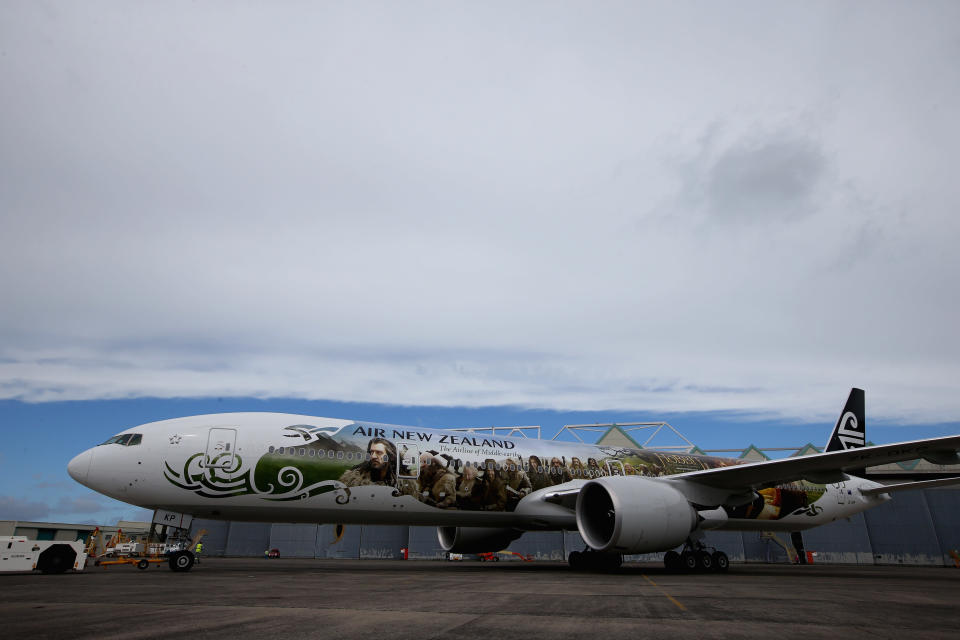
641 574 687 612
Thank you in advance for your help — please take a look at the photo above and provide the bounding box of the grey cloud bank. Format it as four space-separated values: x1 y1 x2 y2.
2 2 959 423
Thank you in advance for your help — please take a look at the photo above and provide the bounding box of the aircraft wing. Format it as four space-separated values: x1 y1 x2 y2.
674 434 960 490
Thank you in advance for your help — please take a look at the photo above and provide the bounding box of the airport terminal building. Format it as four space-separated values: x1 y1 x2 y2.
183 424 960 567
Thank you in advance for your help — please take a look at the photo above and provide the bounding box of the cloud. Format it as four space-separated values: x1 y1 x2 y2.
56 496 108 515
0 496 50 521
678 128 827 224
33 481 73 490
1 3 959 425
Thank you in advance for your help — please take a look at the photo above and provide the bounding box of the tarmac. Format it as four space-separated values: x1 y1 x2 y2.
2 558 959 639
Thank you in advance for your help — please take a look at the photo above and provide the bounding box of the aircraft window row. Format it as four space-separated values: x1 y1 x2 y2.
257 447 615 475
267 446 371 461
100 433 143 446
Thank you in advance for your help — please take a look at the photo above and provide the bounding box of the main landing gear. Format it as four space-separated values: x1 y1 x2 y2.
663 538 729 573
568 549 623 572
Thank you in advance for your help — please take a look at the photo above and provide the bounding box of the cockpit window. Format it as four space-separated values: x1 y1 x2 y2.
100 433 142 446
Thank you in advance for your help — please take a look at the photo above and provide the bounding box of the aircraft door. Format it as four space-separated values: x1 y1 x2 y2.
605 460 625 476
398 443 421 480
205 428 237 472
834 481 846 505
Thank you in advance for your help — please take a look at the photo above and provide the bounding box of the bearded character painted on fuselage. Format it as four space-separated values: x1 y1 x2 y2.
587 458 605 478
338 437 399 487
527 455 551 491
548 457 573 485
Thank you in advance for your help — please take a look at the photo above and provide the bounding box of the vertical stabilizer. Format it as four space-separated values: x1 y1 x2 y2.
825 388 865 452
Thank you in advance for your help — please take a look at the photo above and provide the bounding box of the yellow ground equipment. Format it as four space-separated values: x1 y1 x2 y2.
93 529 207 571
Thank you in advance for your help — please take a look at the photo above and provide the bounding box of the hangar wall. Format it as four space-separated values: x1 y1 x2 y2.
189 487 960 566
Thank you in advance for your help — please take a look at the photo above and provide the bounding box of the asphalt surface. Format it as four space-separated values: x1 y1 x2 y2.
2 558 958 639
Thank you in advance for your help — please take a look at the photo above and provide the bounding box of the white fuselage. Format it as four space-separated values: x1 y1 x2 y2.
68 412 888 537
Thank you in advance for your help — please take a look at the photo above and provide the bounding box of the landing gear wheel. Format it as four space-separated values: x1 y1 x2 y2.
604 553 623 572
712 551 729 572
568 551 584 570
137 559 150 570
168 550 195 573
697 550 714 572
680 550 698 572
664 550 681 572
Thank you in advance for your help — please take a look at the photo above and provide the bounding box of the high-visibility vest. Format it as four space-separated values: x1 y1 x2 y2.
195 543 203 553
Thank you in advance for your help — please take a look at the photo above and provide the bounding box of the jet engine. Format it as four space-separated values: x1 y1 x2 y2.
437 526 523 554
575 476 697 554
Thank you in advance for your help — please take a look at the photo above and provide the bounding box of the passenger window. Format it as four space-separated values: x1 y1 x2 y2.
318 450 326 458
269 446 275 453
277 447 284 454
337 451 344 460
299 448 305 456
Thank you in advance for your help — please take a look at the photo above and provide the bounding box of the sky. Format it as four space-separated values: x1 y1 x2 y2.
1 1 959 525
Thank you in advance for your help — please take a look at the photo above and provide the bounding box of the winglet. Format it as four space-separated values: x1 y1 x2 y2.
825 388 866 452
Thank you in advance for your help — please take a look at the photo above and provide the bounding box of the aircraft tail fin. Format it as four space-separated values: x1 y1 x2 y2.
825 388 866 452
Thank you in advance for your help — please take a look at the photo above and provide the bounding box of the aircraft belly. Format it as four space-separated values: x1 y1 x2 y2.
155 501 564 528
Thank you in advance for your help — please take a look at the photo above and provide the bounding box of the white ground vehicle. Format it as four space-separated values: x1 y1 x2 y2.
0 537 87 573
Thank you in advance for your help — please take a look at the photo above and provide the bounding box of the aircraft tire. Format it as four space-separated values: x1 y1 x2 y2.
169 550 195 573
712 551 729 572
664 550 681 572
680 550 698 572
697 550 714 571
137 559 149 570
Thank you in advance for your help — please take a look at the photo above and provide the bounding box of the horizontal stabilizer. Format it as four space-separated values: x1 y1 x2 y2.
861 476 960 496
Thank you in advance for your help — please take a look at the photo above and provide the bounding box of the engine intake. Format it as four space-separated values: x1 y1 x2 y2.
576 476 696 554
437 526 523 554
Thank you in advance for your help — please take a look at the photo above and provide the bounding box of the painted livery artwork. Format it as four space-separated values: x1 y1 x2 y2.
163 422 829 520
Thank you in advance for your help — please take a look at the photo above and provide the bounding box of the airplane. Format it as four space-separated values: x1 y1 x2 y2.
67 388 960 573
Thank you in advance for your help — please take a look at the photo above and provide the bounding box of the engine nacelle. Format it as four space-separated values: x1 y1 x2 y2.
576 476 697 554
437 526 523 554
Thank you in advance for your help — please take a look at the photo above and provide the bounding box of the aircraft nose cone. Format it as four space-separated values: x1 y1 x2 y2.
68 448 93 485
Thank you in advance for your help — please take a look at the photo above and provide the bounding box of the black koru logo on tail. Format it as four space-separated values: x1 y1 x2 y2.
835 412 864 449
